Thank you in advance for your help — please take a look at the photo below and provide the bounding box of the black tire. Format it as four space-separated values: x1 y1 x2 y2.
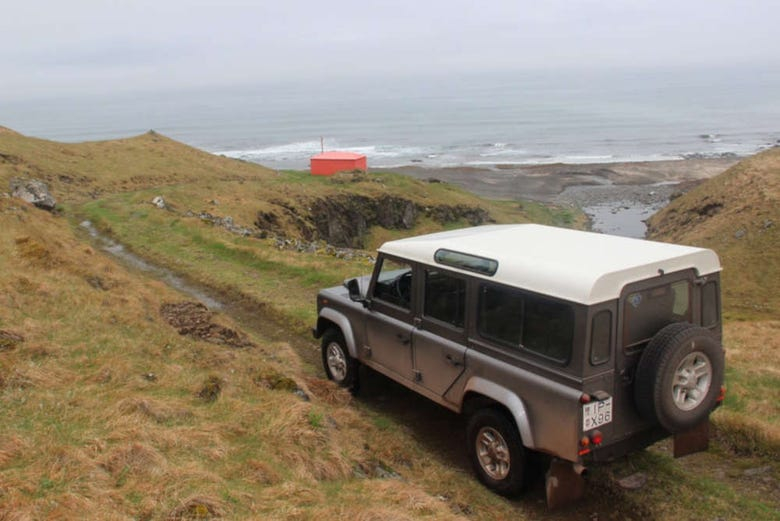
466 408 526 497
634 322 724 433
321 329 358 391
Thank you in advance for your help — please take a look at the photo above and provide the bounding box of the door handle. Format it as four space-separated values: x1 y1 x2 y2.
396 333 410 345
445 354 463 367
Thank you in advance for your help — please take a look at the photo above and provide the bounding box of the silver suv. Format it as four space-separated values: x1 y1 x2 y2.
313 224 725 506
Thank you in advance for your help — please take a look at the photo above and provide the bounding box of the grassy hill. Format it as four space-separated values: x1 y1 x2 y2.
1 128 778 519
0 126 276 203
647 147 780 321
647 147 780 459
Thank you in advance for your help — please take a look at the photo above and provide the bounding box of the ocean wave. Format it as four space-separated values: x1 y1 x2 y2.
212 135 769 170
218 140 322 159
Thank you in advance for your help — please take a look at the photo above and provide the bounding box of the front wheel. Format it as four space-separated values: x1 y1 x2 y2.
466 408 526 497
321 329 358 391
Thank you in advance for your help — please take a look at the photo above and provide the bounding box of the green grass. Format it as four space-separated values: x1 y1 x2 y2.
2 129 777 519
76 175 580 331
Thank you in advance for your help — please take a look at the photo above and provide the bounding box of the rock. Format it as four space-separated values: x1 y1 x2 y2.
743 465 772 477
10 178 56 211
734 229 746 239
617 472 647 490
151 196 166 209
293 388 310 401
763 219 774 229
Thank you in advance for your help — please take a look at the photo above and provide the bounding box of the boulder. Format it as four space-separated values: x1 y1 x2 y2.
10 178 56 211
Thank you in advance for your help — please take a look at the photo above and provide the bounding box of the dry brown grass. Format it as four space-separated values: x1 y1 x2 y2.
1 197 502 519
647 147 780 319
714 320 780 456
0 129 277 204
3 132 778 519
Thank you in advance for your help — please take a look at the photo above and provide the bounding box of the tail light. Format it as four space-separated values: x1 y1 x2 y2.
578 431 604 456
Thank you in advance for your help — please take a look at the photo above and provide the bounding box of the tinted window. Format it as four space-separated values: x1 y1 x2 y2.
522 294 574 362
624 280 691 348
372 258 413 310
701 281 719 327
424 270 466 328
479 285 523 346
434 249 498 276
590 310 612 365
478 284 573 363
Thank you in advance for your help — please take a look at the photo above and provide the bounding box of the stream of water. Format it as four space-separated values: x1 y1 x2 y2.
79 220 224 310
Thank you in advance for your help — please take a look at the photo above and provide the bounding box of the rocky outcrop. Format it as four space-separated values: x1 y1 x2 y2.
310 195 418 248
9 178 56 211
258 194 496 248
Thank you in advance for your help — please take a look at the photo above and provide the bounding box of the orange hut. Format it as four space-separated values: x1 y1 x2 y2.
310 151 367 176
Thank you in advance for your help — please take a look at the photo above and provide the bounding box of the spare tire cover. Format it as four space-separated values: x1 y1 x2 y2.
634 322 724 433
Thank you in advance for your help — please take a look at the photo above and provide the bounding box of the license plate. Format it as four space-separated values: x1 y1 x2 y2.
582 398 613 431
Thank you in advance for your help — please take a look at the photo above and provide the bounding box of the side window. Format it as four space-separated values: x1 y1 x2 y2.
701 281 719 327
479 285 523 346
372 257 413 310
624 280 691 348
522 294 574 362
424 269 466 328
590 310 612 365
478 284 574 363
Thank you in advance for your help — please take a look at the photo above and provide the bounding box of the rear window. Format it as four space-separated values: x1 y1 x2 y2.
590 310 612 365
701 281 719 327
624 280 691 348
478 284 574 363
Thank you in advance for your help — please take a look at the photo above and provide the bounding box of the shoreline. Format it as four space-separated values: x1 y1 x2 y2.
372 157 738 202
374 157 738 238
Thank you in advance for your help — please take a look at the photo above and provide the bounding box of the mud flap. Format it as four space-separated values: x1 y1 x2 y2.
673 418 710 458
545 459 586 509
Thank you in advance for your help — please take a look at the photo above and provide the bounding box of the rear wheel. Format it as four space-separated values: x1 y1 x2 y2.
466 408 526 497
321 329 358 390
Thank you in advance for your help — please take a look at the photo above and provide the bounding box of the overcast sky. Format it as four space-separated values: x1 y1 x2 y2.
2 0 779 101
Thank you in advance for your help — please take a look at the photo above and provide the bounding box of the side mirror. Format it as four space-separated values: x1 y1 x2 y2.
345 278 365 304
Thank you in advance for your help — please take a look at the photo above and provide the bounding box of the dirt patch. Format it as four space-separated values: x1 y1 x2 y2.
160 301 254 348
0 330 24 352
166 496 223 520
197 375 224 402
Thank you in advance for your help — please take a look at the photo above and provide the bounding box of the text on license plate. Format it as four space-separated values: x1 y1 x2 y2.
582 398 613 431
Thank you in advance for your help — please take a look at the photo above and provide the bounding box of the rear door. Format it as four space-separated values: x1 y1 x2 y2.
614 270 696 435
412 267 468 397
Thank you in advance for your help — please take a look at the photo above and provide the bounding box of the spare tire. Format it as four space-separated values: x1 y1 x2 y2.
634 322 724 433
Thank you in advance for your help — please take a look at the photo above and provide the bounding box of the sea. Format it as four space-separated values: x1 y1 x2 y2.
2 65 779 171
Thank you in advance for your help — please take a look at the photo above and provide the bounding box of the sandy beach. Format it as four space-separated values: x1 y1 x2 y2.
375 157 738 237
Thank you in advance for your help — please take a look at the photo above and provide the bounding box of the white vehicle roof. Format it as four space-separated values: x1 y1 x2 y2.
378 224 721 305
